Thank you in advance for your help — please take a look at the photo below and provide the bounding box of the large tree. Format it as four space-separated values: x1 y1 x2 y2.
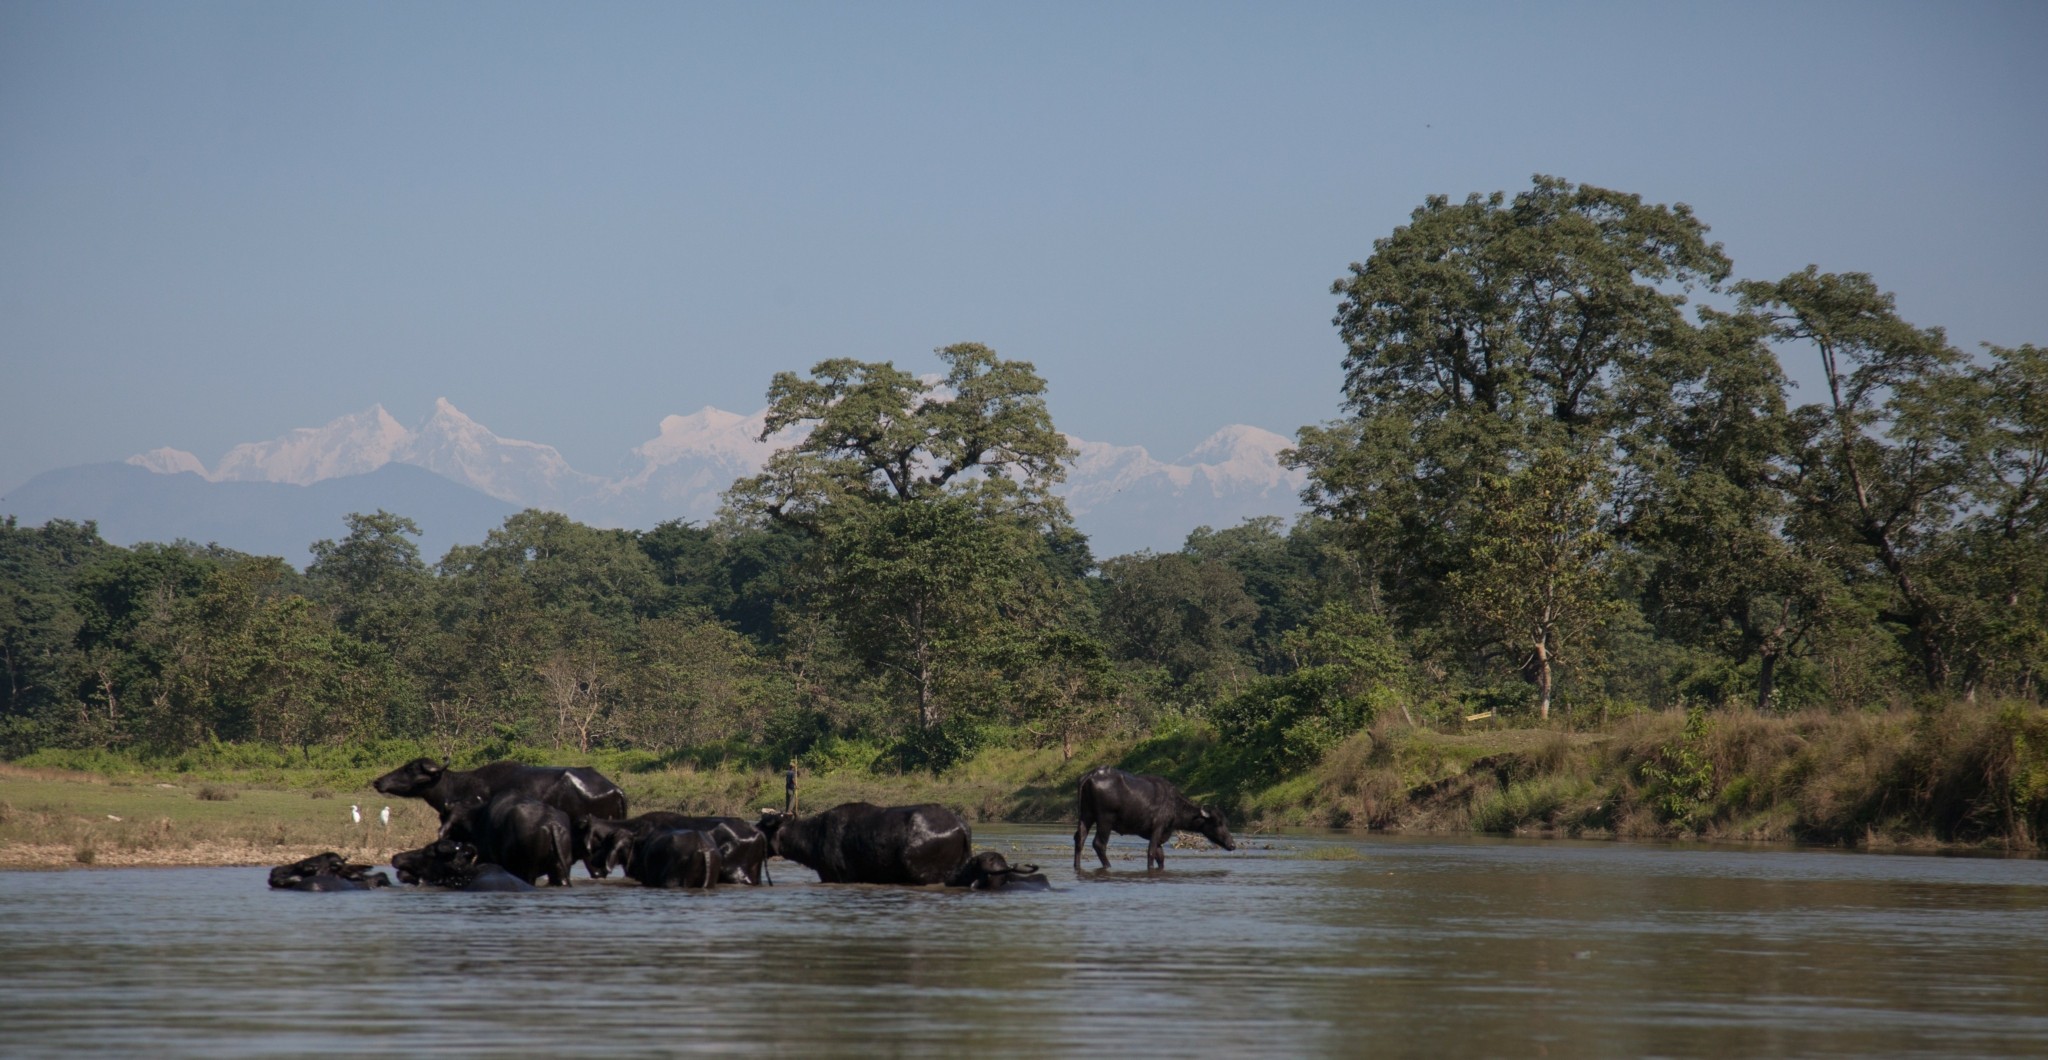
723 343 1077 734
1290 175 1732 711
1737 268 1970 691
725 342 1073 532
1292 177 1729 596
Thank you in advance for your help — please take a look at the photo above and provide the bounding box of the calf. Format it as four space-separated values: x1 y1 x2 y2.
946 850 1052 891
391 839 537 892
268 851 391 891
1074 766 1235 870
371 757 628 826
756 802 971 885
440 790 575 887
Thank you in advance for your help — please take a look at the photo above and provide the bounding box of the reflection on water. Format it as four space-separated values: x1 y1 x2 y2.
4 828 2048 1057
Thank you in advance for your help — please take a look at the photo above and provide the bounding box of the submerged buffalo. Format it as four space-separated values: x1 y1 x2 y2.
1074 766 1235 870
391 839 537 892
440 790 575 887
756 802 971 885
371 758 628 826
268 851 391 891
946 850 1051 891
576 812 771 885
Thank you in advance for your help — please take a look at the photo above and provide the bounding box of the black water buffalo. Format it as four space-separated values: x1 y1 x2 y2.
268 851 391 891
1074 766 1235 870
440 791 575 886
577 812 771 885
946 850 1052 891
626 828 722 889
756 802 971 885
371 757 629 826
391 838 537 892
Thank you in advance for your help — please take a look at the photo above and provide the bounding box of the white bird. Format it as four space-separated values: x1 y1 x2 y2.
379 806 391 828
351 804 362 825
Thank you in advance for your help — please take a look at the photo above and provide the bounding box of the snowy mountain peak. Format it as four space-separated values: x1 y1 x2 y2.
212 405 412 485
126 447 209 478
633 406 777 467
1182 424 1294 464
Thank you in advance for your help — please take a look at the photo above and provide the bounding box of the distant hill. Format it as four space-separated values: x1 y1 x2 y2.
0 462 519 566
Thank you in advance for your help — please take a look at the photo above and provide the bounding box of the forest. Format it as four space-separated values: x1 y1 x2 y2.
3 176 2043 839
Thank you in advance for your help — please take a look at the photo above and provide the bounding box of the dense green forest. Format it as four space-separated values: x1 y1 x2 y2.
4 176 2043 786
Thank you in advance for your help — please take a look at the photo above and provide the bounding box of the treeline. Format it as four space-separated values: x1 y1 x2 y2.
2 176 2041 774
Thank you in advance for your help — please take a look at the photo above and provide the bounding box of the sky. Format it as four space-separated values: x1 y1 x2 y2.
3 2 2045 496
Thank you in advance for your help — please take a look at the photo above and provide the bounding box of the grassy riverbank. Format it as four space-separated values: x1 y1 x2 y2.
6 700 2046 869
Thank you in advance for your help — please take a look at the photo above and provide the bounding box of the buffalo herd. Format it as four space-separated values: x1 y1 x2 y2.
269 758 1233 895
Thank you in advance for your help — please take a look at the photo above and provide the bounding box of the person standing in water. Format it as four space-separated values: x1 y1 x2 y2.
784 762 800 814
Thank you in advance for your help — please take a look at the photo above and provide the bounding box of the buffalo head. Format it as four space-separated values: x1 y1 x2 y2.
391 838 481 887
1194 806 1236 851
371 757 449 798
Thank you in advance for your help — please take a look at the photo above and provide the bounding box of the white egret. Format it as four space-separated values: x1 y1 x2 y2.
379 806 391 828
351 804 362 825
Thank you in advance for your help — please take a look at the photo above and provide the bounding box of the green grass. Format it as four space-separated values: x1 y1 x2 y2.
10 698 2048 866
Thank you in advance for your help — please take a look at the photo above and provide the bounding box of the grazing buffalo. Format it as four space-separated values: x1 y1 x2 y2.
946 851 1052 892
268 851 391 891
578 812 771 885
391 839 538 892
440 791 575 887
1074 766 1235 870
371 757 629 826
627 829 722 889
756 802 971 885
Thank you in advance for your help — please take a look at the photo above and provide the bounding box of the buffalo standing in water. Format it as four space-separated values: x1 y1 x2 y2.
371 758 628 826
440 791 575 887
577 812 771 885
1074 766 1235 870
756 802 971 885
627 829 723 889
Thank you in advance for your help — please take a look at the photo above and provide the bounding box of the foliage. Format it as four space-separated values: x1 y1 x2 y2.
0 175 2040 782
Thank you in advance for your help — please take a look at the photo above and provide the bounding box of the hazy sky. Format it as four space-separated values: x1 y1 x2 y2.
3 2 2044 495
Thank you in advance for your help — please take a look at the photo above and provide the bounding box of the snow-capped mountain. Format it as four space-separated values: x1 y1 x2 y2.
103 399 1306 556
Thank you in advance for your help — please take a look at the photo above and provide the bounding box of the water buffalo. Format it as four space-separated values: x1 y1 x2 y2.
626 828 722 889
577 812 771 885
371 757 629 826
1074 766 1235 870
946 850 1052 891
440 791 575 887
756 802 971 885
267 851 391 891
391 838 538 892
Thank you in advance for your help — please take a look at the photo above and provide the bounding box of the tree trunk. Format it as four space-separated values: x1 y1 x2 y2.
1534 639 1552 720
1754 647 1779 712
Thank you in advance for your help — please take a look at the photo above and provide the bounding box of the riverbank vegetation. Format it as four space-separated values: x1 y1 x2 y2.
4 176 2042 860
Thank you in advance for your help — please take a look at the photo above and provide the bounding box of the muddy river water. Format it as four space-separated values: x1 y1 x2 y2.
3 825 2046 1057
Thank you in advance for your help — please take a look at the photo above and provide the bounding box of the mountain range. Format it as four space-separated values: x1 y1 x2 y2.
4 399 1308 563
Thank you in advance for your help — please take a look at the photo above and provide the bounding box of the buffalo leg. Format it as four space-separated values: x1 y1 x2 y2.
1073 817 1089 868
1147 831 1166 870
1093 823 1113 870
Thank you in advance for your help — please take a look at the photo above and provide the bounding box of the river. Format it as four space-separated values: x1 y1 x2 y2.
3 826 2046 1057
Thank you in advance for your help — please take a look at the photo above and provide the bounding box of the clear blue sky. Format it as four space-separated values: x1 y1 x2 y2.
3 2 2044 495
